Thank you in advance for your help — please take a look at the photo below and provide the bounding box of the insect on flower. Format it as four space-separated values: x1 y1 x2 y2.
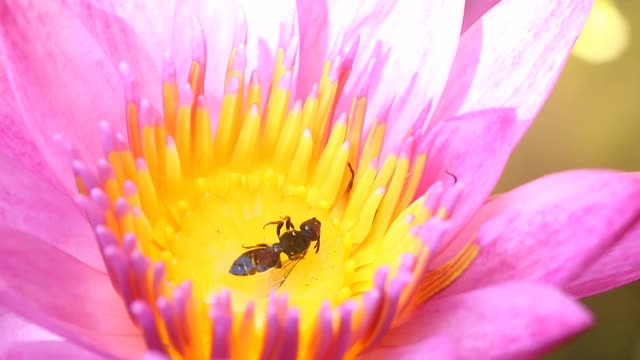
229 216 321 289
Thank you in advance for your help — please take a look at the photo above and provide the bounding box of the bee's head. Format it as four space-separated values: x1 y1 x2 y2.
300 217 321 240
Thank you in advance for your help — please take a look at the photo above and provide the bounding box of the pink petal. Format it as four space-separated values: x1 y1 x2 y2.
432 0 593 136
567 219 640 298
461 0 500 33
441 170 640 297
418 108 518 266
1 1 128 192
297 0 464 134
363 335 457 360
63 0 169 103
382 282 593 359
3 341 105 360
143 351 172 360
0 228 145 359
0 66 60 189
0 152 102 270
0 308 59 356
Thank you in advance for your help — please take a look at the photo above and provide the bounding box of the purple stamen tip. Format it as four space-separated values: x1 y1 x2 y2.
123 180 138 196
334 113 347 125
132 251 151 301
374 266 390 290
291 100 302 112
94 224 118 251
423 181 444 213
309 83 318 98
249 70 260 87
96 158 114 182
328 55 342 82
419 218 449 252
233 43 247 71
90 187 110 210
131 300 167 353
131 206 143 218
399 253 416 273
114 197 129 218
153 263 166 299
179 83 194 106
283 37 299 69
71 159 97 189
367 273 410 350
440 183 464 217
123 233 137 254
115 133 128 151
226 76 240 95
118 62 140 102
278 308 300 360
342 34 360 69
411 100 433 135
76 195 103 226
370 157 379 169
399 137 414 160
404 214 415 224
310 301 333 359
218 288 231 310
278 71 292 90
158 296 184 355
378 97 395 123
163 52 177 83
363 288 382 313
140 99 154 127
261 298 280 359
388 140 402 159
329 300 356 359
174 280 193 303
166 136 176 147
409 225 421 239
357 59 376 96
136 158 148 170
210 291 232 359
99 121 115 154
249 103 260 115
196 95 207 109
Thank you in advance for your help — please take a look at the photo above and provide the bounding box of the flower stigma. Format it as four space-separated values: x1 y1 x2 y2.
63 12 479 360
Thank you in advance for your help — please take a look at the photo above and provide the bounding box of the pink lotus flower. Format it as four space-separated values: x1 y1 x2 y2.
1 0 638 359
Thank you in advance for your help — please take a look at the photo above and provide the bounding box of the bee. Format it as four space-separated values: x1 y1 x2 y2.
228 216 321 289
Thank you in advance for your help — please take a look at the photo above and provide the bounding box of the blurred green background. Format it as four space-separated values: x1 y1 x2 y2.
494 0 640 358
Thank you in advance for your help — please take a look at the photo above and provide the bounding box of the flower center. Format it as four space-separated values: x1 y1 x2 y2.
65 12 479 359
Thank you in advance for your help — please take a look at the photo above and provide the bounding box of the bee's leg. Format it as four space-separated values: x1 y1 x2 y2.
282 216 294 231
263 220 285 237
314 238 320 254
275 259 283 269
242 243 270 249
346 162 355 193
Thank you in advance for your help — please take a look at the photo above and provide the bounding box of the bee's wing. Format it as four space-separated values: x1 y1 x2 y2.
269 257 303 290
